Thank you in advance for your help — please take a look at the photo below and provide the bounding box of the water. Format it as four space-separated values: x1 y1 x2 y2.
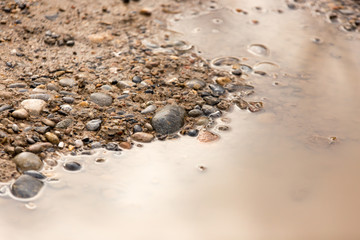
1 0 360 239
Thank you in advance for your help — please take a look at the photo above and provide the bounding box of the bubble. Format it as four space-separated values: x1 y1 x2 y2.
248 44 269 56
211 57 241 69
253 62 279 72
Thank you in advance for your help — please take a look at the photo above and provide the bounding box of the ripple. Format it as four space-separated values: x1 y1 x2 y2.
253 62 279 72
211 57 241 68
248 44 269 56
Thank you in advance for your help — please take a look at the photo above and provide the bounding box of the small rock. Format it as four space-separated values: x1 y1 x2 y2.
74 140 84 148
28 142 53 153
202 105 218 116
63 97 75 104
119 142 132 149
188 109 203 117
141 104 156 114
59 78 76 87
215 77 232 86
88 32 114 43
13 152 43 171
188 129 199 137
42 119 56 127
198 130 220 143
64 162 81 171
132 76 142 83
90 93 113 106
45 132 60 145
10 175 44 199
185 79 206 90
24 170 46 180
209 84 225 96
20 99 46 115
56 119 73 129
12 109 29 119
133 124 142 133
86 119 102 131
203 96 220 106
30 94 51 101
131 132 154 143
152 105 185 134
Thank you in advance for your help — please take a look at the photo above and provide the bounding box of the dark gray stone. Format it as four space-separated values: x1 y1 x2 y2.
30 94 51 101
202 105 218 116
11 175 44 199
188 109 203 117
209 84 225 96
56 119 73 129
152 105 185 134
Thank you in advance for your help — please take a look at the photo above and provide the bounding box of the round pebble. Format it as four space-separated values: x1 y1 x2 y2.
64 162 81 171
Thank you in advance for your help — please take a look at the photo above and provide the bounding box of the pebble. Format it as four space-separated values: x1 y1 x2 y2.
188 129 199 137
56 119 73 129
0 104 12 112
202 104 218 116
63 97 75 104
188 109 203 117
64 162 81 171
12 109 29 119
133 124 142 133
59 78 76 87
47 83 59 91
203 96 220 106
24 170 46 180
60 104 72 112
185 79 206 90
131 132 154 143
13 152 43 171
8 83 27 88
197 130 220 143
28 142 53 153
86 119 102 131
34 126 50 134
132 76 142 83
231 69 243 76
209 84 225 96
20 99 46 115
152 105 185 134
42 119 56 127
215 77 232 86
10 175 44 199
141 104 156 114
74 140 84 148
90 93 113 106
45 132 60 145
30 94 51 101
119 142 132 149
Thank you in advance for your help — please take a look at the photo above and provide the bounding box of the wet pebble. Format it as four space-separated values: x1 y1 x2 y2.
64 162 81 171
45 132 59 145
119 142 132 149
152 105 185 134
203 96 220 106
185 79 206 90
86 119 102 131
24 170 46 180
28 142 52 153
202 104 218 116
188 129 199 137
131 132 154 143
90 93 113 106
133 124 142 133
197 130 220 143
13 152 43 171
11 175 44 199
209 84 225 96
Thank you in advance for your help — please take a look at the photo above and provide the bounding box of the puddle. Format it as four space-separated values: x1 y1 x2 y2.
1 0 360 239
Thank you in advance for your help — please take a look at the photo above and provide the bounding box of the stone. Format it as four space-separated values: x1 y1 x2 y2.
10 175 44 199
20 99 46 115
0 104 12 112
74 140 84 148
188 109 203 117
215 77 232 86
8 83 27 88
59 78 76 87
90 93 113 106
12 109 29 119
131 132 154 143
63 97 75 104
28 142 53 153
202 105 218 116
13 152 43 171
42 119 56 127
197 130 220 143
132 76 142 83
119 142 132 149
152 105 185 134
56 119 73 129
64 162 81 171
30 94 52 101
203 96 220 106
88 32 114 43
188 129 199 137
133 125 142 133
45 132 60 145
141 105 156 114
209 84 225 96
24 170 46 180
86 119 102 131
185 79 206 90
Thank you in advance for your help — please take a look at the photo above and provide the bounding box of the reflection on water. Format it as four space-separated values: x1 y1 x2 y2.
1 0 360 239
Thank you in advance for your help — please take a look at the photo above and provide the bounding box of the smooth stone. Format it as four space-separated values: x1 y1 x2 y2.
64 162 81 171
12 124 19 132
60 104 72 112
24 170 46 180
56 119 73 129
63 97 75 104
101 85 112 91
0 104 12 112
12 109 29 119
188 129 199 137
11 175 44 199
42 119 56 127
119 142 132 149
202 105 218 116
131 132 154 143
203 96 220 106
185 79 206 90
47 83 59 91
209 84 225 96
90 93 113 106
45 132 60 145
188 109 203 117
30 94 51 101
74 140 84 148
152 105 185 134
59 78 76 87
8 83 27 88
34 126 50 134
20 99 46 115
215 77 232 85
28 142 53 153
86 119 102 131
133 124 142 133
132 76 142 83
141 104 157 114
13 152 43 171
197 130 220 143
231 69 243 76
